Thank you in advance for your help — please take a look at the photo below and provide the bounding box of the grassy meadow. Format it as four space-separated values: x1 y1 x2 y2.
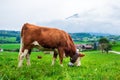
111 41 120 51
0 37 16 43
0 44 20 50
0 51 120 80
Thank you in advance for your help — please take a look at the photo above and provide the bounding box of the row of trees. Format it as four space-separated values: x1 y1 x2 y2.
0 30 20 43
0 36 20 43
0 30 20 37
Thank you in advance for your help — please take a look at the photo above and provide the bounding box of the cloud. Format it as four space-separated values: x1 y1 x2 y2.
0 0 120 35
39 1 120 35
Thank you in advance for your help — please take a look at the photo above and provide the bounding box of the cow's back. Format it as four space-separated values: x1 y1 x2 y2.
21 23 73 49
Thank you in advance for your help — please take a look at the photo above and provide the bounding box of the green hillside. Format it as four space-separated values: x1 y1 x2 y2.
0 30 20 43
0 30 120 44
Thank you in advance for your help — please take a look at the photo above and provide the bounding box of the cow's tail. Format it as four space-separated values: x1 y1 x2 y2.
21 23 28 37
21 24 24 37
19 23 29 52
19 37 23 53
18 34 23 61
19 23 27 53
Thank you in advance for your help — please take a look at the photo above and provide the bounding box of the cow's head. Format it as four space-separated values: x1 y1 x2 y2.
68 53 85 67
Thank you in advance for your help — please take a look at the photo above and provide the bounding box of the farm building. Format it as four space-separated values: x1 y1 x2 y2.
75 44 93 51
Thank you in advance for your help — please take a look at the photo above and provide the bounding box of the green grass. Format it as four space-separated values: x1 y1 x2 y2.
0 51 120 80
112 41 120 51
0 44 20 49
0 37 16 42
1 41 120 51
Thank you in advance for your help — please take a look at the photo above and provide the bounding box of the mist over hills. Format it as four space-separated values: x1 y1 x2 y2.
39 7 120 35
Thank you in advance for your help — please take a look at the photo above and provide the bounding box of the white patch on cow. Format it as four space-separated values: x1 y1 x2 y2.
21 49 28 57
18 49 28 67
32 41 44 50
50 51 54 54
74 57 81 66
32 41 40 46
76 49 79 52
63 53 66 58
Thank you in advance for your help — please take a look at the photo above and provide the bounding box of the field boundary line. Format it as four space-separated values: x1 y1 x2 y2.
109 51 120 54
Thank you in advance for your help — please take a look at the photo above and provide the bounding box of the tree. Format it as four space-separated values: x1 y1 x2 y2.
99 38 111 53
16 36 20 43
99 38 109 44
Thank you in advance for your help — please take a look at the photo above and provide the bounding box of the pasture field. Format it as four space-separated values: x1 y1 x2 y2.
0 51 120 80
0 37 16 43
0 44 20 50
112 41 120 51
1 41 120 51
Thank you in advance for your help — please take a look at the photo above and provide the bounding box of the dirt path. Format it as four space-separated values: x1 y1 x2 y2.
109 51 120 54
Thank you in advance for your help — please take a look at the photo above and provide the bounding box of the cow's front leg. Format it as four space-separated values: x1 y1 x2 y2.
18 49 28 67
51 49 58 66
26 53 31 66
58 48 64 67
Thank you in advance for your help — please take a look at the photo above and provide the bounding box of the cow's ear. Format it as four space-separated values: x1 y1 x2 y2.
79 53 85 57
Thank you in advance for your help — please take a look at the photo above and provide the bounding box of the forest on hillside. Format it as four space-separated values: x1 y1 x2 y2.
0 30 120 43
0 30 20 43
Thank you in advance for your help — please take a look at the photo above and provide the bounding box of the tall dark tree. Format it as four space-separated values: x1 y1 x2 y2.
99 38 109 44
99 38 111 53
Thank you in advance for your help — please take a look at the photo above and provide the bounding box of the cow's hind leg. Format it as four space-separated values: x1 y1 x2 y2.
51 49 58 66
26 49 31 66
58 48 64 67
18 49 28 67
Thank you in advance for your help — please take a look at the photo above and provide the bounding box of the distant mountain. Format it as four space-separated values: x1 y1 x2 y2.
89 32 111 36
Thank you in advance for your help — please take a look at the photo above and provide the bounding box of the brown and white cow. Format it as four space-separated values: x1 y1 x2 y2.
18 23 85 67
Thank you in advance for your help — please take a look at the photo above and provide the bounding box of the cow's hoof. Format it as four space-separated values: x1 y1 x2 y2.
68 64 74 67
76 63 81 67
60 64 63 67
68 62 74 67
77 64 80 66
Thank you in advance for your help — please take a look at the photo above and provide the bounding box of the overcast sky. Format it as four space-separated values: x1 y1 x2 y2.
0 0 120 34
